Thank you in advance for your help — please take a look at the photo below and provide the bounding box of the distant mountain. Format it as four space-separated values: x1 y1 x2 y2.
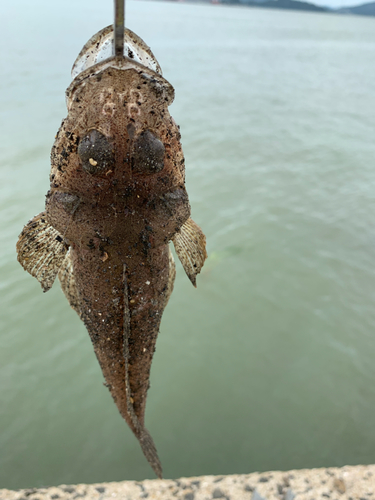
222 0 328 10
165 0 375 16
335 0 375 15
226 0 375 14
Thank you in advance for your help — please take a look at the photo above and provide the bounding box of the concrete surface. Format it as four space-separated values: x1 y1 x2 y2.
1 464 374 500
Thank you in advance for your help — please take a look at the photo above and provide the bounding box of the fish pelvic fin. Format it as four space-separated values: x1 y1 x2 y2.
172 217 207 287
58 249 81 316
16 212 68 292
164 245 176 308
122 265 163 479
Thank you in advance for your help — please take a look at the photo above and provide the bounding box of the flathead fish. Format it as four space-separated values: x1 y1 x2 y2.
16 26 207 478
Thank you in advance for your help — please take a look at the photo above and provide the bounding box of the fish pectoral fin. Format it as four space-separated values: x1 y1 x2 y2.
58 249 81 316
16 212 68 292
172 217 207 287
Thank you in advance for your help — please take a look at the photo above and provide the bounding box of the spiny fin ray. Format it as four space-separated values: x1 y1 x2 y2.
16 212 68 292
172 217 207 287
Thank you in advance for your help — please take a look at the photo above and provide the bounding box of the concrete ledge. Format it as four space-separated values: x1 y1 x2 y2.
1 464 374 500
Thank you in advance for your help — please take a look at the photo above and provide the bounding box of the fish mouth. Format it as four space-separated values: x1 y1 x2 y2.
66 25 174 109
71 25 162 79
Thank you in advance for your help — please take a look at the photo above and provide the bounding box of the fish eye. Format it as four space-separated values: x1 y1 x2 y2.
132 130 165 174
77 129 115 174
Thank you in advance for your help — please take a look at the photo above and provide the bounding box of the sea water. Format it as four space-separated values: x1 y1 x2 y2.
1 0 375 489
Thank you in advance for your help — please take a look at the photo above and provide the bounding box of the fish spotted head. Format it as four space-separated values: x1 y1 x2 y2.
46 26 190 251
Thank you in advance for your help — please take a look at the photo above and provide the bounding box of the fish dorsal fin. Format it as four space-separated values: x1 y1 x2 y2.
172 218 207 287
122 265 163 479
58 249 81 316
16 212 68 292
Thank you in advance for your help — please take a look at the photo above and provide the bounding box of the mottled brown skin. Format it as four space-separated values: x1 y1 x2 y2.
70 244 170 429
45 63 191 473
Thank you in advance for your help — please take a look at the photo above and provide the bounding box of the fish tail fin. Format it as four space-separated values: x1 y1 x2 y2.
138 427 163 479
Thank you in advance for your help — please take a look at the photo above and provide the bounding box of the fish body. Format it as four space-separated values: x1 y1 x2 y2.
16 27 207 478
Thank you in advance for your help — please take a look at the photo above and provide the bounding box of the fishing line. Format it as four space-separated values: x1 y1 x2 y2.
114 0 125 57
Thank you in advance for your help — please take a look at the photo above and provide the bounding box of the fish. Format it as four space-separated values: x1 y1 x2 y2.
16 25 207 479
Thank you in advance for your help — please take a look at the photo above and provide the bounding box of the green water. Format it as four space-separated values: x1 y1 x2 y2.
1 0 375 490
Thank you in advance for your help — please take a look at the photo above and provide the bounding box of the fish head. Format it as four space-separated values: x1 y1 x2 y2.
46 27 190 249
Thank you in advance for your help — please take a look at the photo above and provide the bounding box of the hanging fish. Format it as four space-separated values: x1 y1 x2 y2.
16 26 207 478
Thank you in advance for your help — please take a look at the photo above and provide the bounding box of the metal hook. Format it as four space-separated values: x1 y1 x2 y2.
114 0 125 57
